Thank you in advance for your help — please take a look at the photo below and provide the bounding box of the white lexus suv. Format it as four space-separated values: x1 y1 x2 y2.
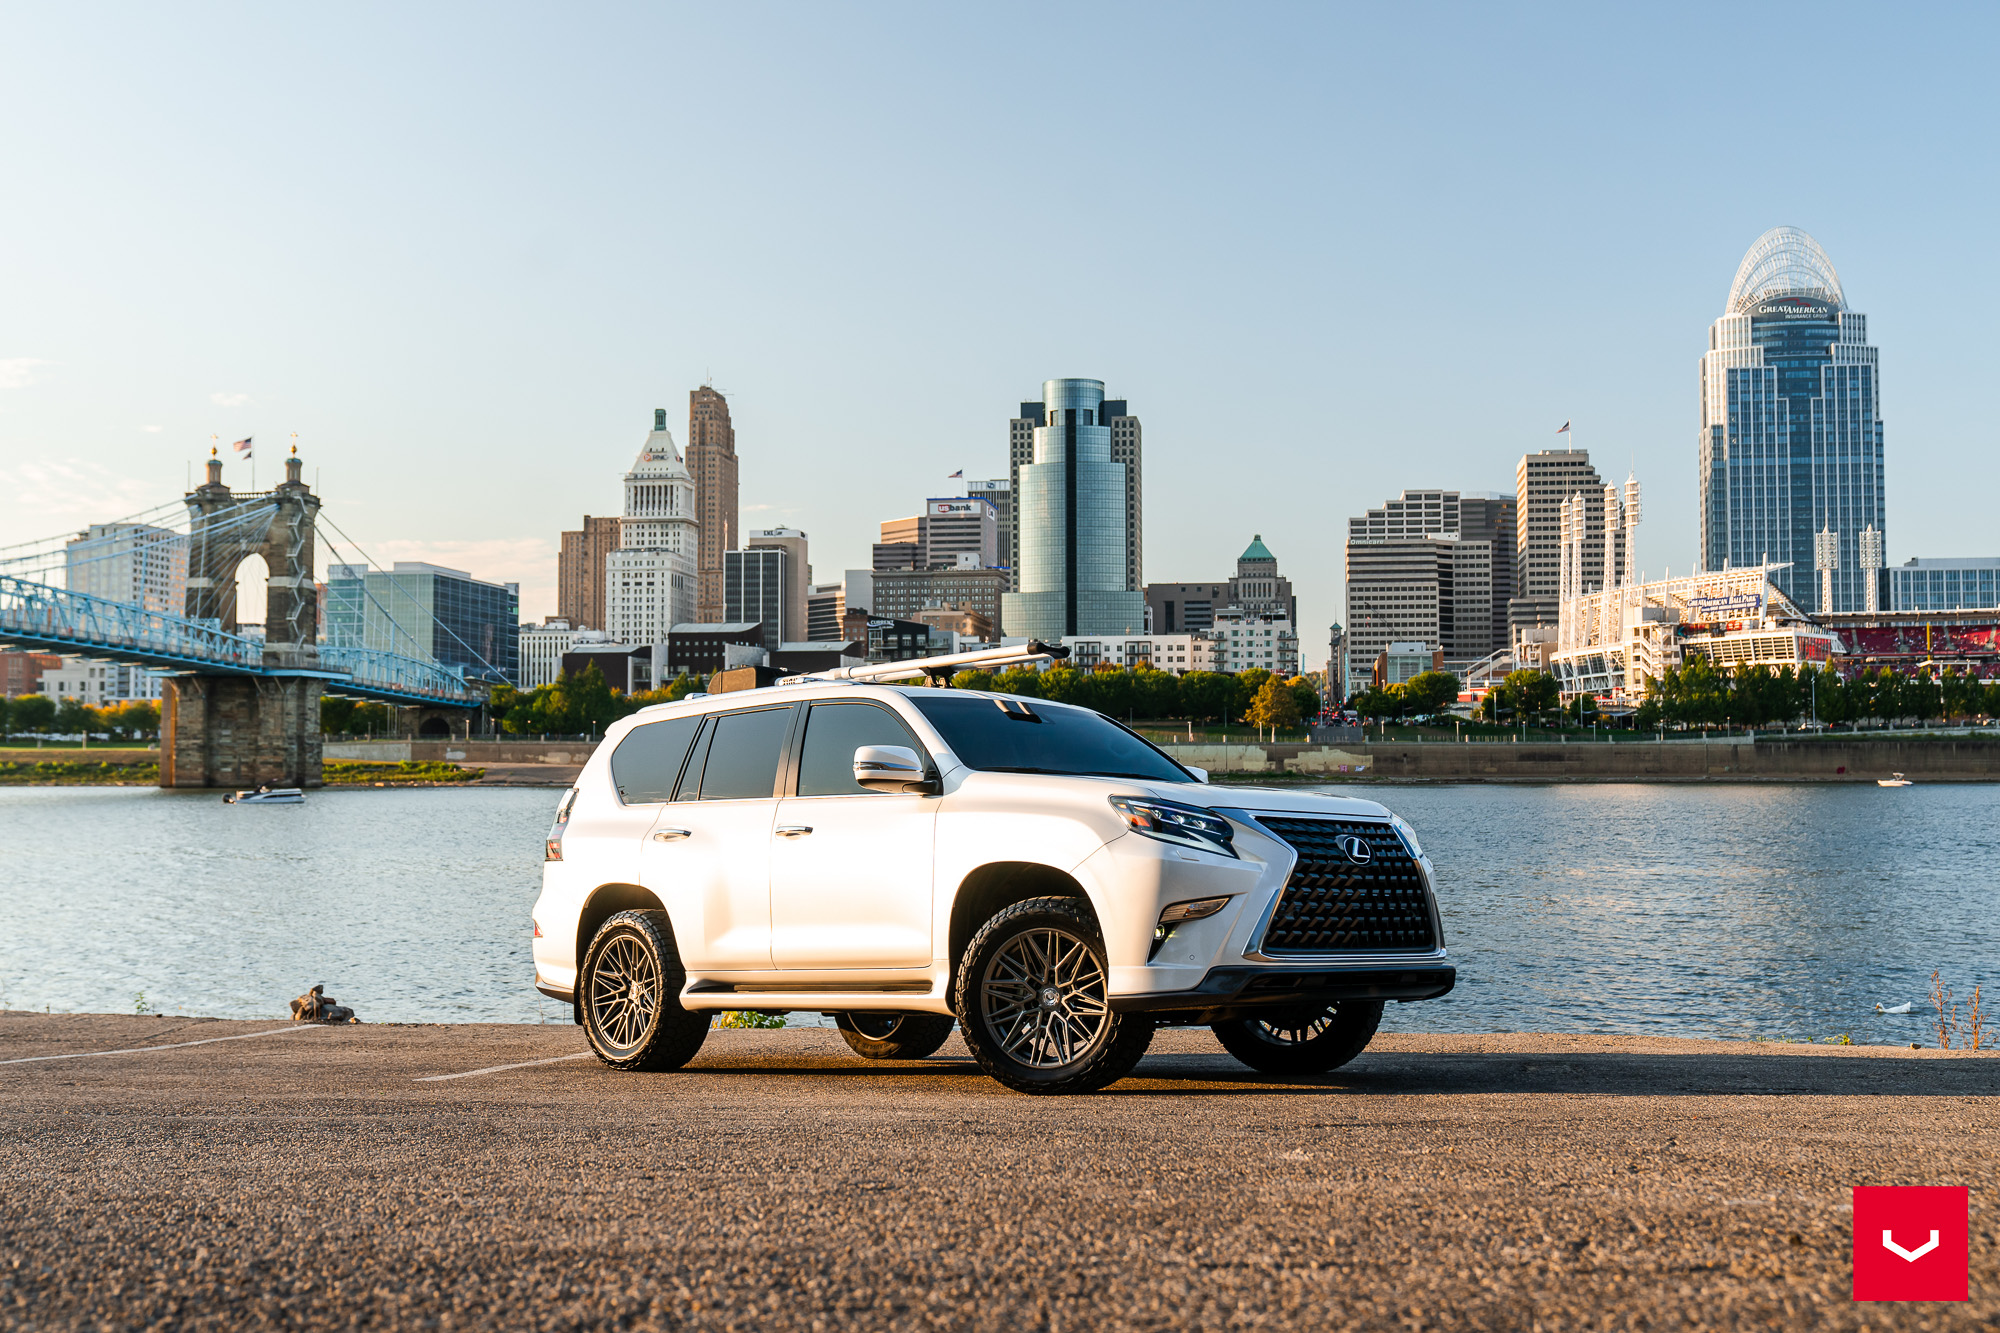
532 648 1454 1095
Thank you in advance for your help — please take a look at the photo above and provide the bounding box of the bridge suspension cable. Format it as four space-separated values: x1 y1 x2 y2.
313 508 510 684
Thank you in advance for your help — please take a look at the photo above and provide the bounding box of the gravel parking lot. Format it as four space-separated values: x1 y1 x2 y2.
2 1014 1994 1331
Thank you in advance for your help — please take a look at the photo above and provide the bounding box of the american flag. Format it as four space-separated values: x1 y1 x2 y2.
231 436 254 457
1555 421 1570 435
947 469 963 478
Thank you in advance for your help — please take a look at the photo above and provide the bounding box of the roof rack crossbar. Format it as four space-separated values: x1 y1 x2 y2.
776 640 1070 686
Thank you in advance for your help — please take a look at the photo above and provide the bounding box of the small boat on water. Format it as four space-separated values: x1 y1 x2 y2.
1877 773 1913 788
223 786 305 805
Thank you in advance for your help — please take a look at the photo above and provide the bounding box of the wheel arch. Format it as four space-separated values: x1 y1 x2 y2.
947 861 1098 996
576 882 669 966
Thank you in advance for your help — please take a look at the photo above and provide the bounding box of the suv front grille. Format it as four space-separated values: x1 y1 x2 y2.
1254 817 1437 954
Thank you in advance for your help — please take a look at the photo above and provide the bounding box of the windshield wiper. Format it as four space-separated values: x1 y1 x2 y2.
981 766 1183 781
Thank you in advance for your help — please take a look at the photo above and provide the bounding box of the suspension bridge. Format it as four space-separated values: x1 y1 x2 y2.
0 448 490 788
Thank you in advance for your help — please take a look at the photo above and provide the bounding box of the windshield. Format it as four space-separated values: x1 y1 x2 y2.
908 692 1192 783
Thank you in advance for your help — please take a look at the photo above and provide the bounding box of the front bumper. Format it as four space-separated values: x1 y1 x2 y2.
1109 961 1456 1020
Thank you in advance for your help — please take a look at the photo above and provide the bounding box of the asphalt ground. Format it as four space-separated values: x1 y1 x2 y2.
2 1015 1994 1332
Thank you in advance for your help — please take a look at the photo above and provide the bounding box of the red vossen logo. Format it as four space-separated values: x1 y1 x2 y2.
1852 1186 1969 1302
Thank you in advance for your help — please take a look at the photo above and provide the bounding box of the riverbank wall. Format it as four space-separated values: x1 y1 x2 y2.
321 735 2000 783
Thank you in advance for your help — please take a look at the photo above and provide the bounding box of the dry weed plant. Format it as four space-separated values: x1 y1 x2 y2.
1928 971 1986 1050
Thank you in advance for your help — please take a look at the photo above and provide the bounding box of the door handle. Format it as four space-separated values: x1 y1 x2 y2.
774 825 813 838
651 828 691 842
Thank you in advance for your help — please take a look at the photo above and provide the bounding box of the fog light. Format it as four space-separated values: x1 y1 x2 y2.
1158 896 1230 926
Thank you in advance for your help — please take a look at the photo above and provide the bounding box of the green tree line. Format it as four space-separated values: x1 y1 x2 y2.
1636 660 2000 730
949 665 1318 726
0 694 160 739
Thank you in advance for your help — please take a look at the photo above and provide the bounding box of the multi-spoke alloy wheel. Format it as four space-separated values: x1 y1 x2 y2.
980 927 1112 1068
954 897 1152 1095
579 910 709 1072
1211 999 1382 1077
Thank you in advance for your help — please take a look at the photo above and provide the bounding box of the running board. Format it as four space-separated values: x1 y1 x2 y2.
686 981 932 995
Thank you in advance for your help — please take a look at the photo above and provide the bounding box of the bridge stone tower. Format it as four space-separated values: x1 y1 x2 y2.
160 448 328 789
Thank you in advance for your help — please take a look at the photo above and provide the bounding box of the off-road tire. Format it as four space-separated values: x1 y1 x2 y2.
1212 1000 1382 1076
833 1012 957 1060
953 896 1153 1095
579 909 709 1072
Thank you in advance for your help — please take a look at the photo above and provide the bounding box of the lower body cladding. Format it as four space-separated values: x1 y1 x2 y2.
1108 959 1456 1026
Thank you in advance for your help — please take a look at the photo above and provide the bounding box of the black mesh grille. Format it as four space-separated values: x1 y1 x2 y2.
1255 817 1436 954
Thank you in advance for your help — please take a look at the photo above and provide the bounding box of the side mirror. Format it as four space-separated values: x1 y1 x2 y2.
1184 765 1209 784
853 745 937 794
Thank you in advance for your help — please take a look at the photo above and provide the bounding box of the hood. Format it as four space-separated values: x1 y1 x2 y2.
1131 779 1391 820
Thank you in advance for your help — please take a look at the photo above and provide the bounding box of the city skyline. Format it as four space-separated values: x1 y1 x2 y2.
6 8 2000 671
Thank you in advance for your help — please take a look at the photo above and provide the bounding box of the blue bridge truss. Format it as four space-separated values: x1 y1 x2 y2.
0 575 483 708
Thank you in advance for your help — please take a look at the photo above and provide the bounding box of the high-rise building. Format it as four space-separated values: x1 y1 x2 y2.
923 497 999 570
1512 451 1607 636
1009 391 1139 593
724 547 794 655
1700 227 1885 614
746 528 810 643
963 480 1012 583
874 515 924 572
687 386 739 624
557 515 621 631
1343 537 1491 689
604 414 699 645
805 583 847 642
867 566 1007 640
1002 379 1146 640
64 522 187 615
323 562 520 682
1349 491 1510 664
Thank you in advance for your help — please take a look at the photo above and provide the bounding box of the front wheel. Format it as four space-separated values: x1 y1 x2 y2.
953 897 1153 1095
579 910 709 1072
1211 1000 1382 1076
833 1011 956 1060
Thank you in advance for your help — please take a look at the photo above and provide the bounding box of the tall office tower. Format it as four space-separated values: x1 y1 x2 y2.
1512 450 1607 635
874 515 924 572
558 515 621 630
1699 227 1884 613
804 583 847 641
963 480 1012 583
605 415 699 645
746 528 810 643
1227 536 1297 623
1347 490 1511 660
923 496 999 569
686 389 739 624
64 522 187 615
1343 538 1490 690
1002 379 1145 639
1009 389 1140 591
724 546 794 655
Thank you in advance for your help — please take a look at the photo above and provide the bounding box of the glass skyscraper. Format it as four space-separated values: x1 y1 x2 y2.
1699 227 1885 613
1001 379 1145 640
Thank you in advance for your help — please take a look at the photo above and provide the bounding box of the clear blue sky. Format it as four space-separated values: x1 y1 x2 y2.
4 3 1997 667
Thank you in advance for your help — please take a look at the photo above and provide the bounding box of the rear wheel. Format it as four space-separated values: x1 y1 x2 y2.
953 897 1153 1095
579 910 709 1072
833 1011 956 1060
1211 1000 1382 1076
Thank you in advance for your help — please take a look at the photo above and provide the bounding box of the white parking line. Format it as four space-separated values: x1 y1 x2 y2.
0 1023 323 1067
415 1052 593 1082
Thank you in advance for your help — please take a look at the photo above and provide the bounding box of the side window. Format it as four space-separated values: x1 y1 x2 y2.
796 702 923 796
695 707 794 801
609 715 703 805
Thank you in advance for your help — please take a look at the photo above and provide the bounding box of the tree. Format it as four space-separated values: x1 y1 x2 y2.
1246 676 1304 734
1178 671 1235 723
53 697 93 737
1400 670 1461 719
1131 667 1181 720
993 666 1045 699
1501 669 1558 722
1039 665 1090 707
951 669 996 693
1286 675 1319 721
1351 687 1398 720
11 693 55 733
106 700 158 738
0 694 10 735
321 696 358 735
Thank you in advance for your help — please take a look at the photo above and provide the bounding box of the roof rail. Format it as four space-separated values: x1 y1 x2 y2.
776 640 1070 687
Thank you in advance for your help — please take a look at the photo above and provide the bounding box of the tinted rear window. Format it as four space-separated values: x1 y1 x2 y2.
908 693 1189 782
695 707 794 801
609 715 703 804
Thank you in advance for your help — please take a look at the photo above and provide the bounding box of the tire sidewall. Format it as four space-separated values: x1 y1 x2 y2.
1214 999 1383 1075
580 909 705 1071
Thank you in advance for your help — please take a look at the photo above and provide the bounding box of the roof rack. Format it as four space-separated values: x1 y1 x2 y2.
775 640 1070 687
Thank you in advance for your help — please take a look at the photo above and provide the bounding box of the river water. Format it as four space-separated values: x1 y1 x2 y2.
3 783 1993 1043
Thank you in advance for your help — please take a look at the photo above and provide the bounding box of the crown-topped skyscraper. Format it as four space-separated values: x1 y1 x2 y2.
1699 227 1886 613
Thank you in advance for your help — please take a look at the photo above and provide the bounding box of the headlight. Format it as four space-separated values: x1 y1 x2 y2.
1108 796 1237 858
1389 812 1423 857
